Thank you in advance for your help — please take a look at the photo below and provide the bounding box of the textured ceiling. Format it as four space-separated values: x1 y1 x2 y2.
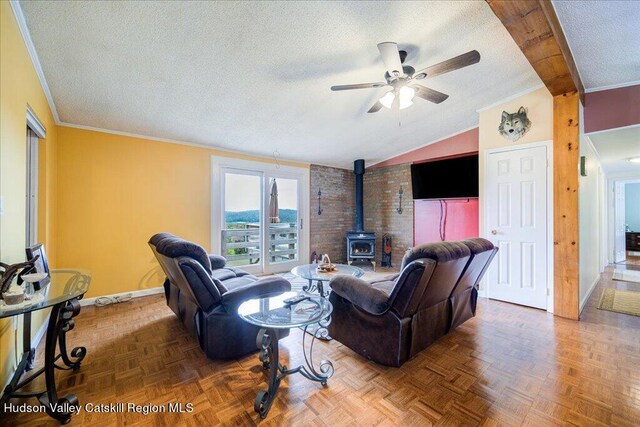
20 1 541 168
553 0 640 90
589 126 640 174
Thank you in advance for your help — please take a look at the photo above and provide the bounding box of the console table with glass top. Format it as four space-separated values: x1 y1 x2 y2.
238 291 334 419
0 270 91 424
291 264 365 297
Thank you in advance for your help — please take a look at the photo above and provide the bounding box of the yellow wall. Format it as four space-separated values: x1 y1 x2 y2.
477 86 553 290
1 0 308 387
0 1 58 387
56 126 308 299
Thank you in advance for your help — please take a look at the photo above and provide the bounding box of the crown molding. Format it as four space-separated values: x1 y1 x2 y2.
57 122 310 167
585 80 640 94
10 0 60 124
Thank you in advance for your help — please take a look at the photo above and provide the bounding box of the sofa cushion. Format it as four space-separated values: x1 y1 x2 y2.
222 276 260 291
177 258 221 311
149 232 176 247
329 275 390 315
369 274 400 285
461 238 494 254
209 254 227 269
211 268 238 282
157 237 212 273
371 280 395 296
232 267 253 277
401 241 471 270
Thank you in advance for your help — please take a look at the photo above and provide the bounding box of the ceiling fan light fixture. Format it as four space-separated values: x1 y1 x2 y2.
399 86 416 110
379 91 396 109
629 157 640 163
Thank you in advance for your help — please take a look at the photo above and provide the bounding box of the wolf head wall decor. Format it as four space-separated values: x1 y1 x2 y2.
498 106 531 142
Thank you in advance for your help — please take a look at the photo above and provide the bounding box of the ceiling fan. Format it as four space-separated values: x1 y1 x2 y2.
331 42 480 113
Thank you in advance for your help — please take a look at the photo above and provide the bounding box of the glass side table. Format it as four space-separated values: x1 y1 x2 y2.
291 263 364 297
238 292 334 419
0 269 91 424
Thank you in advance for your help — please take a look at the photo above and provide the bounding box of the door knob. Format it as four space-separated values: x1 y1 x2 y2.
491 230 497 235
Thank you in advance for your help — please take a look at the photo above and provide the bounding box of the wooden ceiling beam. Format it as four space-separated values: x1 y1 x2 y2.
486 0 585 104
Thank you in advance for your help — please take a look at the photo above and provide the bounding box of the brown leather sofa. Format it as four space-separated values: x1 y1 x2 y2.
328 238 497 367
149 233 290 359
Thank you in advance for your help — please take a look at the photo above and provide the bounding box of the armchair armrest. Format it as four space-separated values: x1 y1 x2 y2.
208 254 227 269
329 275 389 315
220 277 290 311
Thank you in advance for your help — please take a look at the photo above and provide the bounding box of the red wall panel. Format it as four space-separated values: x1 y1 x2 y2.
414 199 479 245
584 85 640 134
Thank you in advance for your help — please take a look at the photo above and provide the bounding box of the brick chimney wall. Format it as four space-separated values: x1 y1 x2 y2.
309 165 355 263
363 164 414 268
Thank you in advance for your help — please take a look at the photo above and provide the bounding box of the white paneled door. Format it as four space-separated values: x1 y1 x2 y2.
486 145 549 309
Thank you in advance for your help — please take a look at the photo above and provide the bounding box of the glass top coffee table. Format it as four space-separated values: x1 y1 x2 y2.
238 291 334 419
291 263 365 297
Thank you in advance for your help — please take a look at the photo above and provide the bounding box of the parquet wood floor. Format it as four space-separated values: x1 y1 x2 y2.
4 265 640 426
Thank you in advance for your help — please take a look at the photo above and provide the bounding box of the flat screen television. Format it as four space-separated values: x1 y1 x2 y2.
411 155 479 200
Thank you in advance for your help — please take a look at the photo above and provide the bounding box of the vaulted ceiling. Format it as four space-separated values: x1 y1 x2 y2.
19 1 544 168
553 0 640 91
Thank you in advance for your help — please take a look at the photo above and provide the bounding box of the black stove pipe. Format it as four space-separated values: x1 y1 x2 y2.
354 159 365 232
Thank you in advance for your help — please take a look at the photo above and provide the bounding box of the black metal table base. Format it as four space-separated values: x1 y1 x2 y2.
300 281 332 340
253 318 334 419
0 298 86 424
302 279 328 298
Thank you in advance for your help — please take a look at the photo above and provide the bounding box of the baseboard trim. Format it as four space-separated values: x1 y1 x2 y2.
579 274 601 314
33 316 49 349
2 315 49 390
79 287 164 307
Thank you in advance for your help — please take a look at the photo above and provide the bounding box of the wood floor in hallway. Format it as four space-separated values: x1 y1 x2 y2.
3 265 640 426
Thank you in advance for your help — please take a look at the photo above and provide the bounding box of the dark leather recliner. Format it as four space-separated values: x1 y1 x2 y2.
149 233 290 359
448 239 497 331
328 238 496 367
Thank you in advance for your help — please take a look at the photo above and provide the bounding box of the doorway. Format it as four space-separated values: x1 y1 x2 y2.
484 142 552 310
25 107 46 246
212 157 309 275
612 179 640 264
26 127 39 246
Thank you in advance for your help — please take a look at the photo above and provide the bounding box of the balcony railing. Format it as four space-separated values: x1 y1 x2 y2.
221 223 298 266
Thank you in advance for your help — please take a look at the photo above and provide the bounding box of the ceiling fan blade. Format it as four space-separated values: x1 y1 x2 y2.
412 85 449 104
377 42 404 77
331 82 387 91
367 101 384 113
414 50 480 80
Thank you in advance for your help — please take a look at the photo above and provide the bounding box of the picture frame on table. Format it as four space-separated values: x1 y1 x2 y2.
25 243 51 291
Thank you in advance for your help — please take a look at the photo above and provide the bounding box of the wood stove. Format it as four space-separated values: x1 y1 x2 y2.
347 159 376 270
347 232 376 269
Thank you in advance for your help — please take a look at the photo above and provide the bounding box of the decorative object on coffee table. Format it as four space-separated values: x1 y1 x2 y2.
238 291 334 419
291 263 364 298
317 254 336 272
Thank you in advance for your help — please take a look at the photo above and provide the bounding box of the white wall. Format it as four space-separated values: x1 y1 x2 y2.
626 183 640 231
579 135 604 311
478 87 554 309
